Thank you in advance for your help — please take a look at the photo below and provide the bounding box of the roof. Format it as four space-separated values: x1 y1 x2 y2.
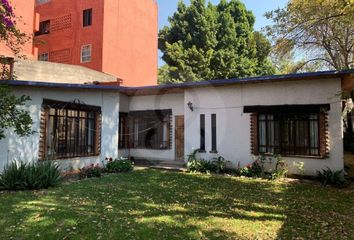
2 69 354 96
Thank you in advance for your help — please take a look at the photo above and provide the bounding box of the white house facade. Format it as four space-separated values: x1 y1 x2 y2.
1 69 353 176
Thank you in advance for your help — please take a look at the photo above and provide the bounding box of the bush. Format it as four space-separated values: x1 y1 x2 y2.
106 158 134 173
240 160 263 178
187 159 217 173
79 164 103 179
212 156 229 174
25 161 62 189
187 149 217 173
317 168 345 187
268 155 288 180
0 161 61 191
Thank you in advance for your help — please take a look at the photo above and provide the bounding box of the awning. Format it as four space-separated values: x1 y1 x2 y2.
243 104 330 113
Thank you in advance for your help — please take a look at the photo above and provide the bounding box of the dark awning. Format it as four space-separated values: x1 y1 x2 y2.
243 104 330 114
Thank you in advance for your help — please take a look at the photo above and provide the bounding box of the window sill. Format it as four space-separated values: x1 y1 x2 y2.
44 154 100 161
259 153 327 159
209 150 218 154
128 147 172 151
198 149 206 153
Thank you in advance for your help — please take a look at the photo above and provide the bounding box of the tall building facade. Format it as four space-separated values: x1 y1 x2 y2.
34 0 158 86
0 0 38 59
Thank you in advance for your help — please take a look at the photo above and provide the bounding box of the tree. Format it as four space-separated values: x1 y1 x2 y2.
265 0 354 71
158 0 274 84
0 0 33 140
0 86 32 140
0 0 28 56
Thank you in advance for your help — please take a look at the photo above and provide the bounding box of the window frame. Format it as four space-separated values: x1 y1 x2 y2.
35 20 50 36
257 112 321 157
38 52 49 61
119 113 129 149
119 110 172 150
200 114 205 152
210 114 217 153
41 99 101 160
81 44 92 63
83 8 92 27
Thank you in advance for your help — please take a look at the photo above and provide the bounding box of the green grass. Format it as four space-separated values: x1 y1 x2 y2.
0 169 354 239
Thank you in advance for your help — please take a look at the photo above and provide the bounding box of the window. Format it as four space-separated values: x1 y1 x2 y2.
200 114 205 151
35 20 50 36
81 44 92 63
245 105 330 158
119 113 129 148
211 114 217 152
83 9 92 27
128 110 172 149
41 99 101 160
38 52 49 61
258 113 320 156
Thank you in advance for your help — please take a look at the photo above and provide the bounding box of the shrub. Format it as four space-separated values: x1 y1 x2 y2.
240 160 263 178
25 161 62 189
211 156 229 174
0 161 61 191
187 159 217 173
187 149 217 173
79 164 103 179
106 158 134 173
268 155 288 180
317 168 345 187
0 161 27 190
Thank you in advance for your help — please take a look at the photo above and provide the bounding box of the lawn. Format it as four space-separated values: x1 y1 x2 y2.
0 169 353 240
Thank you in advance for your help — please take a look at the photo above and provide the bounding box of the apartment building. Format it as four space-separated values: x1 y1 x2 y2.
34 0 158 86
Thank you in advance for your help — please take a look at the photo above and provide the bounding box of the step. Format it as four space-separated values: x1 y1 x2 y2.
149 165 187 172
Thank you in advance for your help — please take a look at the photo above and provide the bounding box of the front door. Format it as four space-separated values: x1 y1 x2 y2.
175 115 184 161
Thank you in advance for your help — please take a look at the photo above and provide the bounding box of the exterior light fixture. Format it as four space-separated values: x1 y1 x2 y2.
187 101 194 111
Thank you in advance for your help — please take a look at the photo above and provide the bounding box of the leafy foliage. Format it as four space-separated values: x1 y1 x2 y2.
265 0 354 71
0 161 62 190
158 0 274 84
0 0 29 56
105 158 134 173
317 168 345 187
0 85 33 140
79 164 103 179
211 156 228 174
187 149 218 173
240 160 263 178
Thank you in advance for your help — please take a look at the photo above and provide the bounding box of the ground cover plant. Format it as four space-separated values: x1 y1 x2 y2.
0 169 353 239
0 161 61 190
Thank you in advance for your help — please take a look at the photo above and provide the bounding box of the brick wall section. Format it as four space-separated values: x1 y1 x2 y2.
250 113 258 155
319 112 330 158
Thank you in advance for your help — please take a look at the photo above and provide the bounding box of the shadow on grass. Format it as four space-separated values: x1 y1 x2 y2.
0 169 353 239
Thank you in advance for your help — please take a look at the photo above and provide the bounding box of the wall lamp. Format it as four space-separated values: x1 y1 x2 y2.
187 101 194 111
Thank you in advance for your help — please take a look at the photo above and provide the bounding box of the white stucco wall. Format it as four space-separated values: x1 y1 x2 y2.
120 93 184 161
0 87 120 172
184 78 343 176
0 77 344 176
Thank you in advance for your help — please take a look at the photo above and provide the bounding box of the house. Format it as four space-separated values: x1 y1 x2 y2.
1 69 354 176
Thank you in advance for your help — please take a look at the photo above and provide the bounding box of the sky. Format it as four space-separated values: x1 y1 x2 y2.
156 0 288 66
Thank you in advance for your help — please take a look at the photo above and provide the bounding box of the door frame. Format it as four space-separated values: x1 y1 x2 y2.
174 115 184 161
